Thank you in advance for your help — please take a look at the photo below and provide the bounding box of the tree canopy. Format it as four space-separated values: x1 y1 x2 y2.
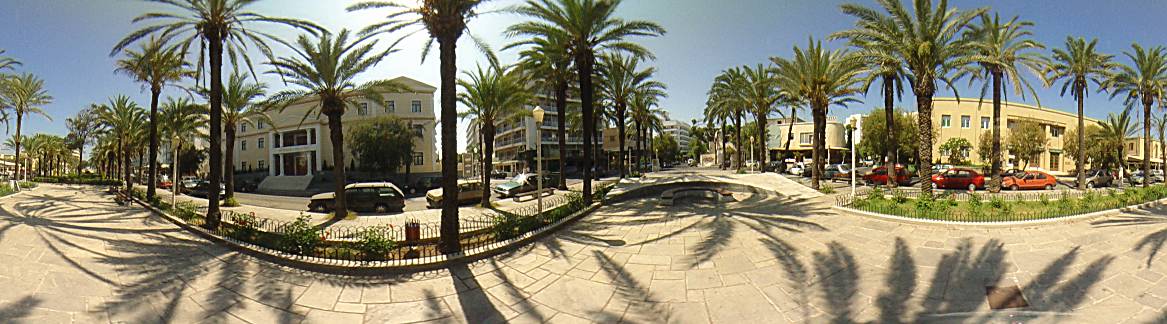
349 116 415 174
1006 119 1048 168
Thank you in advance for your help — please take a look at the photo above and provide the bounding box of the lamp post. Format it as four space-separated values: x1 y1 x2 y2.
850 122 857 196
532 106 545 218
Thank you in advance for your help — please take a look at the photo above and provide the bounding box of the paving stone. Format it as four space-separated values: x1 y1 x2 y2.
531 276 615 317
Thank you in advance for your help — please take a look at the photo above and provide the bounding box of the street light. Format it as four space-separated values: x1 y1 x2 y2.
532 106 545 218
850 120 858 196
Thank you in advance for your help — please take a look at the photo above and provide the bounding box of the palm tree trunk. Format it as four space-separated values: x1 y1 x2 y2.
757 108 768 172
617 105 627 178
481 123 495 207
883 76 897 188
173 140 180 208
437 33 461 252
147 87 160 200
917 91 935 197
205 31 224 230
734 111 743 172
721 119 728 169
1076 83 1086 190
225 126 236 202
783 108 796 166
325 111 349 218
77 145 84 175
14 114 21 183
811 105 824 189
1145 98 1152 188
991 70 1003 193
576 50 595 206
555 82 568 190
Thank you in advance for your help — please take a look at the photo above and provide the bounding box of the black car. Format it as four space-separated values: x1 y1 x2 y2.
188 180 225 199
309 182 406 213
404 176 443 195
234 179 259 193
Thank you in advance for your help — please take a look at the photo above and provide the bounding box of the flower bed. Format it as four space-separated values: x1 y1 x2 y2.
838 186 1167 222
33 175 120 186
131 183 615 263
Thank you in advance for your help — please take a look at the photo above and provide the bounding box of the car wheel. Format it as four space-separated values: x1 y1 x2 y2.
1045 184 1054 190
409 187 418 195
1087 182 1095 189
310 203 327 213
1011 185 1019 191
968 184 976 192
374 203 389 213
931 182 938 190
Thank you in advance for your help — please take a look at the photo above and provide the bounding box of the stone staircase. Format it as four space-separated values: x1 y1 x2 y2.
257 175 314 196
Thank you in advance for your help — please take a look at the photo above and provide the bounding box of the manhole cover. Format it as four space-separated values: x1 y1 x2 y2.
986 285 1028 310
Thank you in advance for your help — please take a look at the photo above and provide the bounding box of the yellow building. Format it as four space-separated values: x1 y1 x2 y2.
767 116 848 163
930 97 1164 175
233 76 440 192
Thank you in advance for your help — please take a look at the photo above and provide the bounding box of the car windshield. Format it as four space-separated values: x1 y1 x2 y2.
512 174 530 183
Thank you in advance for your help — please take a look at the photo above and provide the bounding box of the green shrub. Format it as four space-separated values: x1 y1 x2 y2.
355 226 396 261
1058 191 1073 211
968 193 982 208
229 211 263 240
170 201 201 221
989 196 1008 210
867 188 885 201
492 212 523 241
279 215 321 256
1039 194 1050 205
891 190 907 204
819 186 836 194
223 197 240 207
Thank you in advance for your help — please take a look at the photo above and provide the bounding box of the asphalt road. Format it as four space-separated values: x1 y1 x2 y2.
232 177 587 212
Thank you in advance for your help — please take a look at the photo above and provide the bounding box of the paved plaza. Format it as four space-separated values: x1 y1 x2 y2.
2 178 1167 323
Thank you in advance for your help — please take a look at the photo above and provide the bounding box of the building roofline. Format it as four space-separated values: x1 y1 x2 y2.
932 97 1101 123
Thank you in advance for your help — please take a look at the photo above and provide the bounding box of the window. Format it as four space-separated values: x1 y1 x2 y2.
960 115 971 128
1050 152 1060 171
358 102 369 116
240 124 247 132
412 152 423 166
257 121 264 129
412 124 424 137
241 161 248 171
411 100 422 113
385 100 395 113
799 132 812 144
241 140 247 151
258 138 265 149
1051 126 1064 137
981 117 990 129
941 115 952 128
258 159 265 170
1007 120 1017 129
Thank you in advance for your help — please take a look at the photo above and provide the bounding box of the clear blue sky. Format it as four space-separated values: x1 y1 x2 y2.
2 0 1167 155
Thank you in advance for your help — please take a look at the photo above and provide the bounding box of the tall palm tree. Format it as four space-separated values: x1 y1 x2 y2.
200 72 269 202
1096 108 1138 188
598 53 665 177
0 50 19 71
66 106 100 175
1044 37 1116 190
160 97 207 207
707 68 748 172
771 38 864 190
115 0 322 230
114 36 190 201
1104 43 1167 187
0 73 53 182
349 0 494 253
509 0 666 205
458 63 533 207
95 96 147 194
266 29 403 219
630 91 666 172
738 64 782 171
831 13 906 187
704 78 735 170
961 13 1045 192
839 0 985 196
511 34 573 189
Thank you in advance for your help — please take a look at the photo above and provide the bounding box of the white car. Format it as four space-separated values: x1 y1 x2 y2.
788 164 804 176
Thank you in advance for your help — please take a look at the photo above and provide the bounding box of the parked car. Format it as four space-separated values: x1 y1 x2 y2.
1131 170 1165 185
490 171 508 179
178 176 200 193
158 179 173 189
833 166 868 183
1002 169 1025 178
823 164 849 180
1072 169 1115 188
931 164 954 174
427 180 486 208
787 163 804 176
234 179 259 193
308 182 405 213
404 176 443 195
1003 171 1058 190
188 180 225 198
930 168 985 191
491 173 555 198
863 165 912 186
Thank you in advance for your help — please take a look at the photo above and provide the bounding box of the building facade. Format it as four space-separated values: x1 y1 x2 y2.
232 76 439 191
489 99 587 176
767 116 848 164
660 116 692 154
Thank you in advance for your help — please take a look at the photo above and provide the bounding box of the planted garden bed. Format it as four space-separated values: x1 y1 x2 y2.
842 186 1167 222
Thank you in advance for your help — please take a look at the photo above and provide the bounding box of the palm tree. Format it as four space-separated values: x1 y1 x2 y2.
114 36 190 201
160 97 207 207
1096 108 1138 188
630 90 666 172
95 96 147 194
1104 43 1167 187
200 72 269 203
831 13 906 187
512 34 573 189
0 73 53 182
66 107 100 174
839 0 985 196
707 68 748 172
1043 37 1116 190
771 38 864 190
266 29 403 219
738 64 781 171
0 49 19 71
458 63 533 207
509 0 666 206
598 53 665 177
115 0 322 230
961 13 1045 193
704 77 735 170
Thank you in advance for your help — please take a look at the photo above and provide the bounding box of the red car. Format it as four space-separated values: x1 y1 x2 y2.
158 180 173 189
863 166 912 186
1003 170 1058 190
930 168 985 191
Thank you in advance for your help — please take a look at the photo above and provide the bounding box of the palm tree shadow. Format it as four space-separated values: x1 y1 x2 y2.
875 237 916 323
587 250 672 323
0 296 43 322
1090 206 1167 267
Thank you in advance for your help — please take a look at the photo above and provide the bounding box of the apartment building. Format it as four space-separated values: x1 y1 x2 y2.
660 117 692 153
488 98 587 176
766 116 848 164
232 76 439 192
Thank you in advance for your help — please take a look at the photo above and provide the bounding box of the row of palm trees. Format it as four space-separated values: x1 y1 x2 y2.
706 0 1167 197
100 0 663 253
0 51 55 182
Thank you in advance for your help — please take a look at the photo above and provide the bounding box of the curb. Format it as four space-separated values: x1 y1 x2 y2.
131 194 605 275
832 196 1167 228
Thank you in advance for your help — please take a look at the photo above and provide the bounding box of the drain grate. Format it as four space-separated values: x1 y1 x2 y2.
985 285 1029 310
